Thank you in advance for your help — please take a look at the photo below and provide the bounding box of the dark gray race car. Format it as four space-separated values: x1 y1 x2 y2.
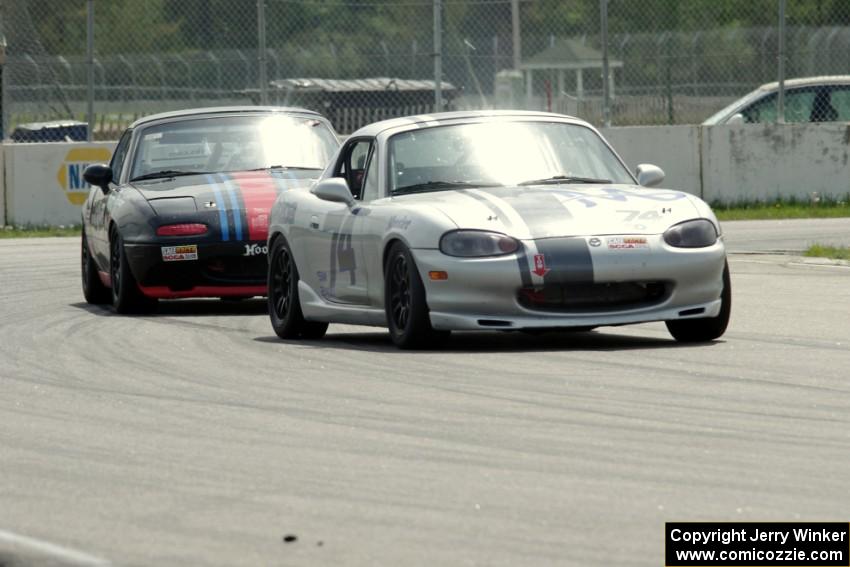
81 106 339 313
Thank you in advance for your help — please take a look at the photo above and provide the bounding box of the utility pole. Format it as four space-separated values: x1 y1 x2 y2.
258 0 268 105
86 0 94 141
434 0 442 111
777 0 786 123
0 34 6 140
511 0 521 70
600 0 611 127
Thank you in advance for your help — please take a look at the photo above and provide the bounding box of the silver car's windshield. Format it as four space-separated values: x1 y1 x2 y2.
387 121 633 195
702 87 765 125
131 114 337 180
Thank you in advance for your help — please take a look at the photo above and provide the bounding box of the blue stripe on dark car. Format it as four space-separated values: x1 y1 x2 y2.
223 174 244 241
207 174 230 241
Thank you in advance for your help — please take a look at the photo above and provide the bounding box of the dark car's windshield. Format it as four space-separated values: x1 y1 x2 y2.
387 121 633 195
130 114 338 181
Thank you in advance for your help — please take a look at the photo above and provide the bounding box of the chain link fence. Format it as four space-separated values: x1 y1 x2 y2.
1 0 849 140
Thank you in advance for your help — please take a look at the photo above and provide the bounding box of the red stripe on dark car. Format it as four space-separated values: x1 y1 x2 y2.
230 171 278 241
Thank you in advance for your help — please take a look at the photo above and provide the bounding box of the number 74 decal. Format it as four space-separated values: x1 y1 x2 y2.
330 232 356 286
617 209 667 222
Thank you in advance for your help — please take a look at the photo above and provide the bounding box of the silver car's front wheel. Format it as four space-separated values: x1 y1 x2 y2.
666 260 731 342
383 242 449 349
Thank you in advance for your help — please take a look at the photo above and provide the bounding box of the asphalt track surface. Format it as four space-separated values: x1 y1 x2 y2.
2 218 849 566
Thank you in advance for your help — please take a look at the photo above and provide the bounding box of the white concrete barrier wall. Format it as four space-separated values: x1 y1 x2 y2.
3 141 116 226
1 124 848 226
602 125 702 197
605 123 850 203
701 123 850 203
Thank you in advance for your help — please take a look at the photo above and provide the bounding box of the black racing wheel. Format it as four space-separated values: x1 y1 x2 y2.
81 227 110 304
666 260 731 342
268 237 328 340
109 226 156 314
384 241 450 349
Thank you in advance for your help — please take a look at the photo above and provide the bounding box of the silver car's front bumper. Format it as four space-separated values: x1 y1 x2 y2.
412 235 726 331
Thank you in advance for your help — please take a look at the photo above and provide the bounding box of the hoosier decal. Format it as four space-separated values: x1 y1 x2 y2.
243 243 268 257
161 245 198 262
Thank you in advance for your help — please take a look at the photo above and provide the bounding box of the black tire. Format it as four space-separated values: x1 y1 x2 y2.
268 237 328 340
384 242 450 349
81 228 110 304
666 260 731 342
109 227 156 314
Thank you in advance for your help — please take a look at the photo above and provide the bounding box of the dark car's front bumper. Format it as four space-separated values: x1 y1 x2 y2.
124 241 268 299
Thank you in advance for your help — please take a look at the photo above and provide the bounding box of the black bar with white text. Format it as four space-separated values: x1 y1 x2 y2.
666 522 850 566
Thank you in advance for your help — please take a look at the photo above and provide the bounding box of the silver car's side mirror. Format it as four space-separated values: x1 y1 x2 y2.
312 177 355 207
636 164 665 188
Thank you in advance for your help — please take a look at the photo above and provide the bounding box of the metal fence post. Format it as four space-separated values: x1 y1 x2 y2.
0 34 7 140
777 0 786 123
600 0 610 127
86 0 94 141
434 0 442 111
511 0 521 70
258 0 268 106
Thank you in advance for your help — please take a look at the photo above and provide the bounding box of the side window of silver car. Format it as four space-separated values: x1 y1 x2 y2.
360 148 379 202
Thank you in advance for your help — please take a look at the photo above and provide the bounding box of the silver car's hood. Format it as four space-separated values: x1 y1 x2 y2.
394 184 703 239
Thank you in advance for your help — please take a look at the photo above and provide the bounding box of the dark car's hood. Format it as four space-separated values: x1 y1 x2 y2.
131 170 315 241
131 170 315 203
395 184 702 239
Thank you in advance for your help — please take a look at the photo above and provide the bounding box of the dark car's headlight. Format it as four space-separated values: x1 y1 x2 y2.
663 219 718 248
440 230 520 257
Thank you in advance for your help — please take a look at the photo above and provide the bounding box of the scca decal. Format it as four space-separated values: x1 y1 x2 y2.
162 245 198 262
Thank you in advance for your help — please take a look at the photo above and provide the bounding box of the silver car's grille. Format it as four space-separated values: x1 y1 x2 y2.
518 281 670 313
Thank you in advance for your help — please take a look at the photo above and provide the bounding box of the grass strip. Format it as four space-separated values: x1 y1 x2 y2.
1 225 80 238
804 244 850 261
712 195 850 221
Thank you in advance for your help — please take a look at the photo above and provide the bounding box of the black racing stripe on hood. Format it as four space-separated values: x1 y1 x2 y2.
504 191 573 239
535 237 594 285
515 247 532 287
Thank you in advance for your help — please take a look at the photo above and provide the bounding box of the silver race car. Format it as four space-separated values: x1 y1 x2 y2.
266 111 730 348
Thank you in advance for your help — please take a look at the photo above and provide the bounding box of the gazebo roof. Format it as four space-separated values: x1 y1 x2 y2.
520 38 623 71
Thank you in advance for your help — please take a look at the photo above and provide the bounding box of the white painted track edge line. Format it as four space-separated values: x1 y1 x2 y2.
0 528 110 566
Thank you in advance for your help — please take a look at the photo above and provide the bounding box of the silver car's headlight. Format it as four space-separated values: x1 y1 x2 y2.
663 219 718 248
439 230 520 257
